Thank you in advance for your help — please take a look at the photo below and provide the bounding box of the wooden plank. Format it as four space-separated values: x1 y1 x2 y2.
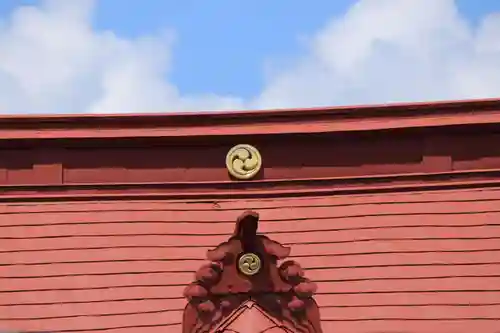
0 260 207 277
1 222 498 241
1 234 499 254
0 304 498 332
3 200 500 225
296 251 500 269
3 213 500 237
0 98 499 142
2 275 500 294
1 272 193 291
4 261 500 288
3 288 500 308
46 325 179 333
305 264 500 282
320 320 499 333
20 320 496 333
1 303 498 322
319 305 500 320
2 290 498 308
3 187 500 213
1 248 499 268
0 247 210 264
0 286 182 305
0 310 183 332
3 263 500 293
2 239 500 270
2 239 500 266
315 291 500 307
0 299 187 320
317 277 500 293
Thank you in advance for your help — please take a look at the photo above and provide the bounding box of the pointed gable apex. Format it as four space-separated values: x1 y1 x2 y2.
211 300 293 333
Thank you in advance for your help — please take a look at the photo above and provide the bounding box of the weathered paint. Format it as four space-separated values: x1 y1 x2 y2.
1 99 500 332
1 189 500 332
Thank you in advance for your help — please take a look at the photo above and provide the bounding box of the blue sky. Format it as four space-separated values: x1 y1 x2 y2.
87 0 500 98
0 0 499 114
93 0 354 99
94 0 500 99
0 0 496 100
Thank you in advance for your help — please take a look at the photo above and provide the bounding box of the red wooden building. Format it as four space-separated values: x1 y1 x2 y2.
1 99 500 333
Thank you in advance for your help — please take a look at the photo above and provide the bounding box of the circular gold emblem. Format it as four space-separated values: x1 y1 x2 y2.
226 144 262 180
238 253 262 276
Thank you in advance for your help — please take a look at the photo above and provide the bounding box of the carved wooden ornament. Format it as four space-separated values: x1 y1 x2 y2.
182 211 323 333
226 144 262 180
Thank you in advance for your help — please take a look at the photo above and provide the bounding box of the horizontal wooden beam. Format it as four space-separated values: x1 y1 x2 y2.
0 98 499 142
0 99 498 201
2 169 500 202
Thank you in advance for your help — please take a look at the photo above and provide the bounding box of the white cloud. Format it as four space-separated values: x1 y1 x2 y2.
255 0 500 109
0 0 243 113
0 0 499 114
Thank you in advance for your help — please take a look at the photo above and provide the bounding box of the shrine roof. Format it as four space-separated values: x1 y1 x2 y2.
0 98 499 142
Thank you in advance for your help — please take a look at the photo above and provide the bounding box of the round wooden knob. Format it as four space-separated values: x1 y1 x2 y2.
238 252 262 276
226 144 262 180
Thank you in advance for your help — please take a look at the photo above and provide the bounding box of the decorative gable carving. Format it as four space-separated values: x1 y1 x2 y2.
182 211 323 333
210 300 293 333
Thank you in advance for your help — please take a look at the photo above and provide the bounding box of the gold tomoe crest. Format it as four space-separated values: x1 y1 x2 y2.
238 253 261 276
226 144 262 180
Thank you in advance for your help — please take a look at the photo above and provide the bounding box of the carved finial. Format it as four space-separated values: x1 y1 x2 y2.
234 210 259 239
182 211 323 333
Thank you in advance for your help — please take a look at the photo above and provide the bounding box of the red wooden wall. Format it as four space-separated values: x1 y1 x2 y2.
2 131 500 186
1 99 500 332
1 189 499 332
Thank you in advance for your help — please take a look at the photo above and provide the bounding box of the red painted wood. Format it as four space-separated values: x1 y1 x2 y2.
3 291 500 318
5 169 500 201
0 100 499 199
210 300 298 332
4 320 496 333
2 195 500 224
0 98 498 142
1 100 500 332
0 190 499 332
182 211 321 332
1 186 500 213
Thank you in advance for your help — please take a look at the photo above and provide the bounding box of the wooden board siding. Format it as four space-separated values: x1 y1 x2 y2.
1 98 500 191
1 187 500 333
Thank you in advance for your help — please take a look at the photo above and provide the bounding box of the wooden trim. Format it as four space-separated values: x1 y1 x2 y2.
0 98 500 142
0 98 499 201
2 169 500 202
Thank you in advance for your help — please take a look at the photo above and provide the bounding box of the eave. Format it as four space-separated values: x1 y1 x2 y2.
1 98 500 202
0 98 499 143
